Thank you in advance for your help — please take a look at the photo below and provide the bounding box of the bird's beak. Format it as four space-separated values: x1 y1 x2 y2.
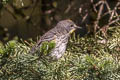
76 26 82 29
69 25 82 34
69 24 82 34
74 24 82 29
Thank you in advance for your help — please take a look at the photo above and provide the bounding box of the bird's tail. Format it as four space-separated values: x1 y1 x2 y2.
29 43 41 54
29 46 37 54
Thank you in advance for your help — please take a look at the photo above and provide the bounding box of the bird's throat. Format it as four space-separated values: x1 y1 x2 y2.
69 29 76 34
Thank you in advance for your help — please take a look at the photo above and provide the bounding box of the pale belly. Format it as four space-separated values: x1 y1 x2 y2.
50 43 67 60
49 35 68 60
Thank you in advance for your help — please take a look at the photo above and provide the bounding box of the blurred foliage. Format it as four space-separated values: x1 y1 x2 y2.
1 0 9 4
0 0 119 43
0 24 120 80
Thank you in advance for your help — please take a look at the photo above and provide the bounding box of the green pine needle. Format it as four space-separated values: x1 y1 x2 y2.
40 40 56 55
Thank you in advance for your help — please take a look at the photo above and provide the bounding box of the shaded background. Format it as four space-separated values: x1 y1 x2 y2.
0 0 119 43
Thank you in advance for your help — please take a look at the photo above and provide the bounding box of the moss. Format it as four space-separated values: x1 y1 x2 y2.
0 26 120 80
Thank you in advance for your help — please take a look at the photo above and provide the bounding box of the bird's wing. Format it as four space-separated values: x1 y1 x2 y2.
30 29 57 54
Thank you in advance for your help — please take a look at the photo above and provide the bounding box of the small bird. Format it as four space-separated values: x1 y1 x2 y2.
30 19 81 60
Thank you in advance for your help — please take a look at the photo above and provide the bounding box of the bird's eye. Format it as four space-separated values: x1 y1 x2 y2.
70 24 73 27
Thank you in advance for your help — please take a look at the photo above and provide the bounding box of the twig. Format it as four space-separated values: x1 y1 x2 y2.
108 17 120 26
93 1 104 34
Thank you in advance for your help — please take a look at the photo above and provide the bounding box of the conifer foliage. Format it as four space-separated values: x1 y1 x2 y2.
0 26 120 80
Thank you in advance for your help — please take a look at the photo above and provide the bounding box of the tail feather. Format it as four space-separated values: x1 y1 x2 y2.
29 43 42 54
29 38 42 54
29 46 37 54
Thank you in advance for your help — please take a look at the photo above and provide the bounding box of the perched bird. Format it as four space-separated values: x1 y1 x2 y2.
30 19 80 60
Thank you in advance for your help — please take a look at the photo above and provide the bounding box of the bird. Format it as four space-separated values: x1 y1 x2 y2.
30 19 81 60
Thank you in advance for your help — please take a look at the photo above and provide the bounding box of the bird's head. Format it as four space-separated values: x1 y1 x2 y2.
56 19 81 34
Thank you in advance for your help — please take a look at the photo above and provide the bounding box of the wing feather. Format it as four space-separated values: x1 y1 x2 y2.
30 27 57 54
